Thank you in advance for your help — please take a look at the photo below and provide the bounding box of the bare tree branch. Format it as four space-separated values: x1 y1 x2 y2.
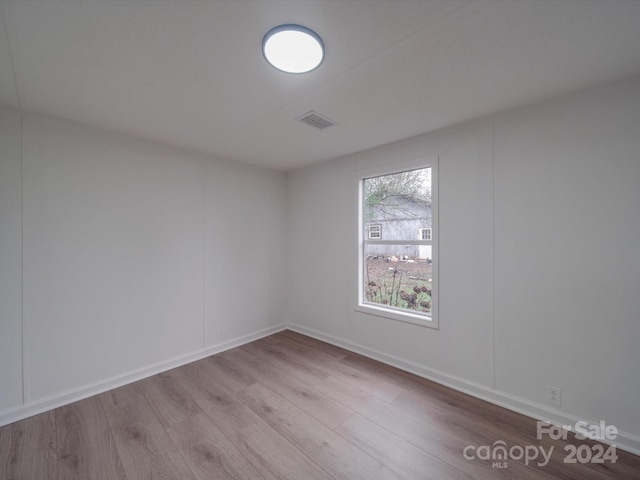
364 168 431 221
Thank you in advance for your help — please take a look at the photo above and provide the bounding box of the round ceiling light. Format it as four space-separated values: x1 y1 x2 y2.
262 24 324 74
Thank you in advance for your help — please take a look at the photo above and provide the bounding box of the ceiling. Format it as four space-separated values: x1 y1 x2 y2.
1 0 640 171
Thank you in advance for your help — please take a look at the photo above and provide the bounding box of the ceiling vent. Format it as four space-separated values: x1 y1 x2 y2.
298 111 335 130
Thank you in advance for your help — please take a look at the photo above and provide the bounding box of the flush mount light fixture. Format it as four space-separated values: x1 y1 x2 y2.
262 24 324 74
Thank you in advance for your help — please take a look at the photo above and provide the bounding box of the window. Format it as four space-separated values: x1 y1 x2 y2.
357 163 438 328
419 227 432 241
367 224 381 239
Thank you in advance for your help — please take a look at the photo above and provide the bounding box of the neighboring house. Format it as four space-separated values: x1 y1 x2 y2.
364 195 432 260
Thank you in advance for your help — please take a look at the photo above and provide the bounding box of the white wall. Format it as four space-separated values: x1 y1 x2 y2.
493 78 640 434
287 122 495 385
0 111 286 419
203 157 287 345
286 75 640 451
0 107 23 411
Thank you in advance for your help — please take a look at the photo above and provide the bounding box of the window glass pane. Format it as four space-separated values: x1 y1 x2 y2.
364 251 433 314
361 166 433 318
363 167 431 241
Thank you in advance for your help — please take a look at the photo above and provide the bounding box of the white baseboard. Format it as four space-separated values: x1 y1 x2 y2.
287 323 640 457
0 323 287 428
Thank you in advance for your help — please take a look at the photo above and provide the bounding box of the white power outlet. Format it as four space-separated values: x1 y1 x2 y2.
546 385 561 407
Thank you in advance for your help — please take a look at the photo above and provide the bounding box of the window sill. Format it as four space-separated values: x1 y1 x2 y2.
355 303 438 330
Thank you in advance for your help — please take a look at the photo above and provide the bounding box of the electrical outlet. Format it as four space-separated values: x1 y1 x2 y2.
546 385 561 407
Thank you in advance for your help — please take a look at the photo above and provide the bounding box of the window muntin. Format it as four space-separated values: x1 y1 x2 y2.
358 164 437 328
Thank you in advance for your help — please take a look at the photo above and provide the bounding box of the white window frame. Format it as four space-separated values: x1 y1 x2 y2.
367 224 381 240
355 158 439 329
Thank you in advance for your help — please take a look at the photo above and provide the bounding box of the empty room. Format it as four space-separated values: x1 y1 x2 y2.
1 1 639 478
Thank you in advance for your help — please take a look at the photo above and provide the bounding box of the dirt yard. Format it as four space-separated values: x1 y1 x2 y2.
364 257 432 313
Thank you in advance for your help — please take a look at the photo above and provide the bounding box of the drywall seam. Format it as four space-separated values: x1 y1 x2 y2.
19 112 27 405
0 1 22 109
491 119 496 391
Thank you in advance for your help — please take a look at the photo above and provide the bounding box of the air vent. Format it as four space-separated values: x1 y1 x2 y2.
298 111 335 130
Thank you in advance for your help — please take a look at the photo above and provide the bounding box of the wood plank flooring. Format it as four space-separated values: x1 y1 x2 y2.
1 330 639 479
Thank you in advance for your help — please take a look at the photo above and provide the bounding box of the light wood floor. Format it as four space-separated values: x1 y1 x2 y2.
1 330 638 479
